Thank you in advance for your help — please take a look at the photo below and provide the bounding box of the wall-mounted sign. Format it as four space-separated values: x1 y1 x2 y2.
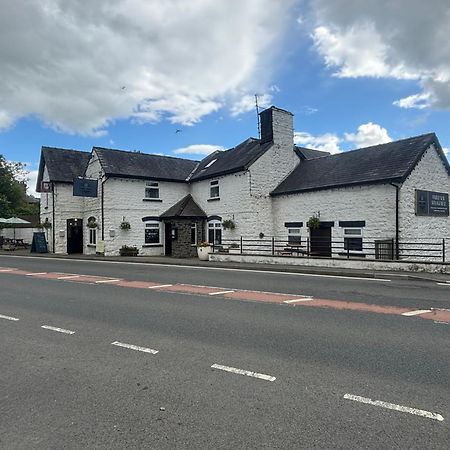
415 190 449 216
40 181 53 192
73 178 98 198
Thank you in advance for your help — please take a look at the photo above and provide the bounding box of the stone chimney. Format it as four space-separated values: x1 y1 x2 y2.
259 106 294 146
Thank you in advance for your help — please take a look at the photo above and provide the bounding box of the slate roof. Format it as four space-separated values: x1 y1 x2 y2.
160 194 207 219
36 147 90 191
294 146 330 160
272 133 449 196
189 138 273 181
93 147 199 182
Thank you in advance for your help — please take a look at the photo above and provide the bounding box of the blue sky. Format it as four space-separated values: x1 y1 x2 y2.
1 1 449 195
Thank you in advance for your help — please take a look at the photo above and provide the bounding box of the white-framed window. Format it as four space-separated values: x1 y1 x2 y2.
145 181 160 199
191 223 197 245
209 180 219 199
287 227 301 245
208 220 222 245
144 220 161 244
343 228 363 251
89 228 97 245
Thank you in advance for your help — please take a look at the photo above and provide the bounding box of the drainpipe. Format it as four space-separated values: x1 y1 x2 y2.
101 177 107 240
390 183 400 259
51 183 56 253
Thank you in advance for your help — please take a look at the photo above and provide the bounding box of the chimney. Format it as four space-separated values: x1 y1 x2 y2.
259 106 294 146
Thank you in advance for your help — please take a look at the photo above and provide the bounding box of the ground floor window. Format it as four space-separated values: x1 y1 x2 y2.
89 228 97 245
343 228 363 251
145 221 161 244
287 227 301 245
191 223 197 245
208 220 222 245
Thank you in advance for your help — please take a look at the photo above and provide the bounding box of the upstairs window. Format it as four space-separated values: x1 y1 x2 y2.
210 180 219 199
343 228 363 251
145 181 159 199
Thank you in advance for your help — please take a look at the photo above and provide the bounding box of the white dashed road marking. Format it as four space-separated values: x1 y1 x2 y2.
0 314 19 321
437 283 450 287
0 269 15 272
41 325 75 335
26 272 47 276
402 309 432 316
95 279 121 284
283 297 314 303
209 290 235 296
344 394 444 422
111 341 158 354
211 363 276 382
148 284 173 289
57 275 81 280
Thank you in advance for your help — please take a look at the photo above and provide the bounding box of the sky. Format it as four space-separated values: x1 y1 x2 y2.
1 0 450 197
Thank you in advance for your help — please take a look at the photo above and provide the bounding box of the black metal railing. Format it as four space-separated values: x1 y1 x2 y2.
211 236 448 263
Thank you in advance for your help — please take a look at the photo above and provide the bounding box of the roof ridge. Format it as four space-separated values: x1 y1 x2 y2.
93 146 199 163
42 146 89 154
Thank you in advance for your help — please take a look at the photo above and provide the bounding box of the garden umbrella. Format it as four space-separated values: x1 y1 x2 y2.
4 217 30 239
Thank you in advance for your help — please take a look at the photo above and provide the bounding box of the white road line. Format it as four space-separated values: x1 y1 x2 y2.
343 394 444 422
402 309 432 316
148 284 173 289
209 290 235 296
211 363 276 382
95 279 121 284
111 341 158 354
26 272 47 276
437 283 450 286
1 255 392 282
57 275 81 280
41 325 75 335
0 268 15 272
283 297 314 303
0 314 19 321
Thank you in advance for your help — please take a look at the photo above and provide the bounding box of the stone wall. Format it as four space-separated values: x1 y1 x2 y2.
167 219 204 258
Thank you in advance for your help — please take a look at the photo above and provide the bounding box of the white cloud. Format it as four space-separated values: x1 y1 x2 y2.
443 147 449 159
173 144 225 156
294 131 342 154
344 122 391 148
311 0 450 109
230 93 273 117
0 1 294 135
26 170 40 198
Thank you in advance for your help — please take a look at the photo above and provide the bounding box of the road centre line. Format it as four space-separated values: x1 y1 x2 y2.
95 279 121 284
343 394 444 422
402 309 432 316
209 290 235 296
0 314 19 321
211 363 276 382
148 284 173 289
283 297 314 303
41 325 75 335
111 341 158 354
1 255 392 282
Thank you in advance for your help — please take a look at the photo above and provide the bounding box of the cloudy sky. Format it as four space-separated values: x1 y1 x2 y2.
1 0 450 195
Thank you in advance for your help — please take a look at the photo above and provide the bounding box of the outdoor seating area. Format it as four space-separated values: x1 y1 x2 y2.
0 237 29 251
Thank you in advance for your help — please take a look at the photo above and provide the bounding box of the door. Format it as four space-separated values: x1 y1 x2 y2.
67 219 83 254
165 223 172 256
310 227 332 257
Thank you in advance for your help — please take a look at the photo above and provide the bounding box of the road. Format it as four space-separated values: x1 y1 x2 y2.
0 255 449 449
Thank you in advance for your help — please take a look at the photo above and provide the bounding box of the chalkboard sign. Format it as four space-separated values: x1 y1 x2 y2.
73 178 98 198
31 232 49 253
416 190 449 216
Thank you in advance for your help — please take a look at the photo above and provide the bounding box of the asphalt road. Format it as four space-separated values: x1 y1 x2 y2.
0 255 449 449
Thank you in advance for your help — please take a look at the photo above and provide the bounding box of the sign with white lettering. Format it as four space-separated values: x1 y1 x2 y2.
73 178 98 197
415 190 449 216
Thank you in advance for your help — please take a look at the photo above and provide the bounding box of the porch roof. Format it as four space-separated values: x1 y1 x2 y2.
160 194 207 220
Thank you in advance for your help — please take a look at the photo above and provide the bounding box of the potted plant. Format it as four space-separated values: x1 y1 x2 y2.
307 216 320 229
119 245 139 256
196 241 211 261
120 221 131 230
229 242 240 254
222 219 236 230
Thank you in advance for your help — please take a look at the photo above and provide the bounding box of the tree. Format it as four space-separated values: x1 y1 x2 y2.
0 155 28 218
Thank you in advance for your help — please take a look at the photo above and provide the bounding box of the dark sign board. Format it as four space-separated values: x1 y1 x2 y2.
73 178 98 198
416 190 449 216
40 181 53 192
31 232 48 253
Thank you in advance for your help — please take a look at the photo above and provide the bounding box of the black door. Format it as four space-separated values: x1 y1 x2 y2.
310 227 332 257
67 219 83 254
165 223 172 256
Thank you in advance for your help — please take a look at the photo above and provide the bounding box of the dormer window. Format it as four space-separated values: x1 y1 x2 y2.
145 181 159 199
209 180 219 199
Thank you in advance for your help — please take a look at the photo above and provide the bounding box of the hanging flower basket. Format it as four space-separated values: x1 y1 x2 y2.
42 220 52 229
120 221 131 230
222 219 236 230
87 221 98 229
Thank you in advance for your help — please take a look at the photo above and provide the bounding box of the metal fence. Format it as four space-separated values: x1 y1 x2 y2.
212 236 449 263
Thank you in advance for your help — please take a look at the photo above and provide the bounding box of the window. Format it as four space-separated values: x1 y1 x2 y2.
287 228 301 245
89 228 97 245
208 220 222 245
145 181 159 199
343 228 363 251
210 180 219 199
144 221 160 244
191 223 197 245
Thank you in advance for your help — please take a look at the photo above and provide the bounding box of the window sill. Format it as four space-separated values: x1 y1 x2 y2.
143 198 163 202
142 244 163 248
207 197 220 202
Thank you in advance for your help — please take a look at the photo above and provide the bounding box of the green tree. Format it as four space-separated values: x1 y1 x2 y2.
0 155 28 218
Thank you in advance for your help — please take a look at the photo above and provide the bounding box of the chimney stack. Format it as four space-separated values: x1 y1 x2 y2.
259 106 294 146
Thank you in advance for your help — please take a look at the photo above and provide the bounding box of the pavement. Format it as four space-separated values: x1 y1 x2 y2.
1 248 449 283
0 256 449 449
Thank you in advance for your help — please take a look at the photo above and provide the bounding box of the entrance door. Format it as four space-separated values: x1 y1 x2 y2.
165 223 172 256
67 219 83 254
310 227 332 257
